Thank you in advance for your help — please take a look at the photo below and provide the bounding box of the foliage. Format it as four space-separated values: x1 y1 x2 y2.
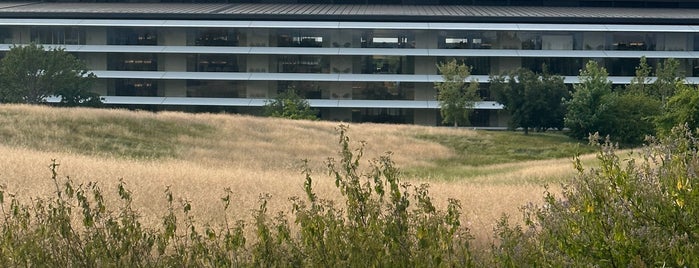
493 125 699 266
564 60 660 145
0 126 473 266
564 60 613 140
263 87 317 120
652 58 683 101
625 56 653 95
595 92 661 145
656 83 699 134
626 57 683 102
490 67 568 134
0 43 101 106
285 125 473 266
435 59 480 127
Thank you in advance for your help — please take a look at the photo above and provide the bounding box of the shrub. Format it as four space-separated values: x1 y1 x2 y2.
493 125 699 266
263 87 317 120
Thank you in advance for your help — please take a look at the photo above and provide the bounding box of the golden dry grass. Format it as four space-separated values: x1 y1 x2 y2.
0 104 597 247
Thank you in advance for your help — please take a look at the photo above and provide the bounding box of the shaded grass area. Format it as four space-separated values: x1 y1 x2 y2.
406 130 597 182
0 108 214 159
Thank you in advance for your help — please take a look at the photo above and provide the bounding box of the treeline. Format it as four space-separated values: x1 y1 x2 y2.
489 58 697 145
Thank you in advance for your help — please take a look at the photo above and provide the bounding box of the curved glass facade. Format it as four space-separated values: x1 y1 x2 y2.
0 3 697 125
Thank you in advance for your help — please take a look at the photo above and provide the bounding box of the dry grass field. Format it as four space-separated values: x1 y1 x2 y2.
0 104 597 247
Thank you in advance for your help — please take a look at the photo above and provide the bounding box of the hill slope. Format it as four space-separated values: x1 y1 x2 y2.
0 104 593 244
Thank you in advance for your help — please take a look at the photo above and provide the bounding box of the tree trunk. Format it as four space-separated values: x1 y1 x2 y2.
524 126 529 135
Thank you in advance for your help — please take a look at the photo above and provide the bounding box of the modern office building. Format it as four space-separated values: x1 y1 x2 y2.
0 1 698 126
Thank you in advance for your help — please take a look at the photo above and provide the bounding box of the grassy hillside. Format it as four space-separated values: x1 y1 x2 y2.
0 104 594 244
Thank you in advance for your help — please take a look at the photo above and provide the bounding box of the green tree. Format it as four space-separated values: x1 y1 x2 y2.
564 60 613 140
263 87 317 120
656 83 699 134
435 59 480 127
566 60 661 145
490 67 568 134
653 58 683 101
625 57 683 103
0 43 100 106
625 56 652 95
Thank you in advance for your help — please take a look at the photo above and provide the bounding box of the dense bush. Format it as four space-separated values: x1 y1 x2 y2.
493 125 699 266
656 83 699 135
0 125 472 266
595 92 661 145
263 87 317 120
490 67 568 134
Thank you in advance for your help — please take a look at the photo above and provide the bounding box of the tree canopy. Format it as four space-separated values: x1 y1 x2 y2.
434 59 480 127
564 61 613 140
263 87 317 120
490 67 568 134
565 60 662 145
0 43 101 106
656 83 699 134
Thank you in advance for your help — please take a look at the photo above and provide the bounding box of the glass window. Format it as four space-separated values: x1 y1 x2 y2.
352 108 413 124
438 57 491 75
107 28 157 45
277 55 328 73
277 81 324 99
606 58 641 76
352 82 415 100
522 57 585 76
108 53 157 71
277 29 325 47
30 27 85 45
187 80 243 98
0 27 11 44
438 30 495 49
187 54 243 72
189 28 239 46
611 33 656 51
115 79 157 97
361 55 414 74
361 30 415 48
